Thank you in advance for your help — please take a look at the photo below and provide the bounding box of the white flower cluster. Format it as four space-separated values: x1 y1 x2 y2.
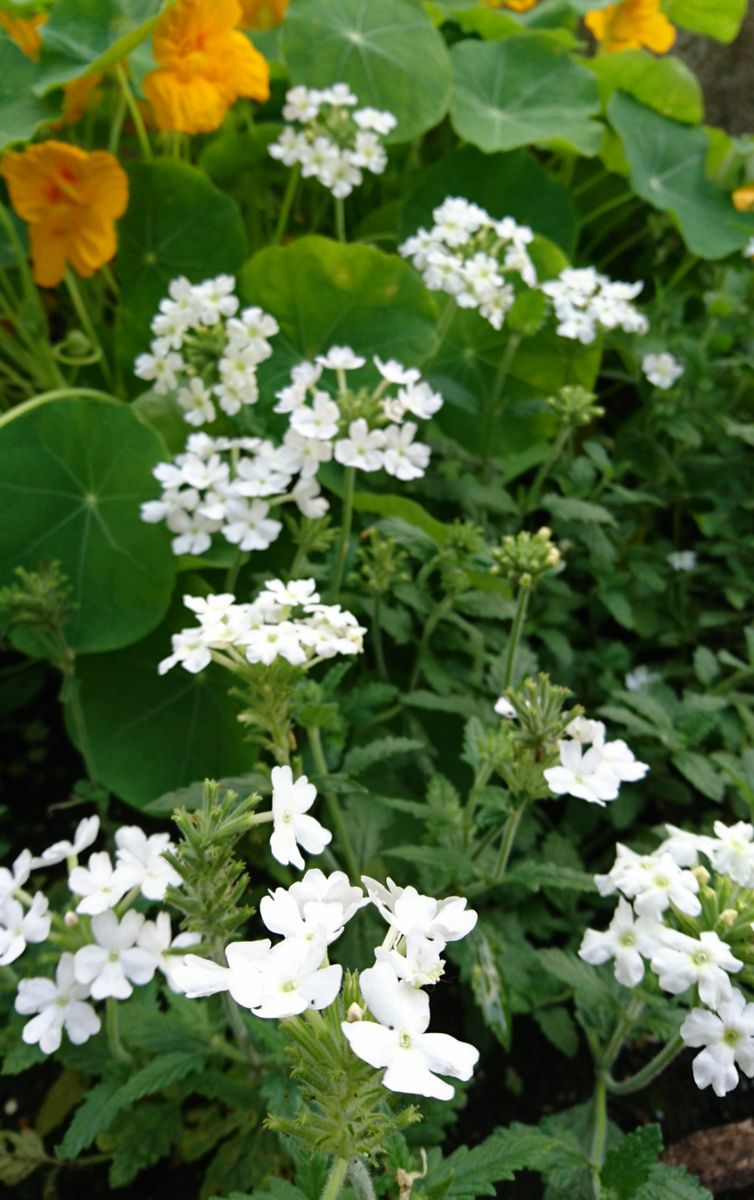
399 197 538 331
141 347 441 558
158 579 366 675
667 550 697 573
539 715 648 806
269 84 396 198
8 817 198 1055
541 266 649 344
134 274 279 426
642 351 684 389
176 866 479 1100
580 820 754 1098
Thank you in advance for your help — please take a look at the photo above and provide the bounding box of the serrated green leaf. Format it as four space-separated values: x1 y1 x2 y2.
352 492 448 545
56 1077 124 1160
534 1006 579 1059
507 863 595 892
636 1161 712 1200
602 1125 662 1200
672 751 725 801
309 772 368 795
107 1099 184 1187
343 736 426 777
537 949 613 1001
385 845 474 874
543 494 617 525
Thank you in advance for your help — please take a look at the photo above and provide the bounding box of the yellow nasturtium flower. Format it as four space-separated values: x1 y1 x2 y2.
143 0 270 135
732 186 754 213
0 142 129 288
479 0 539 9
585 0 676 53
62 72 104 124
0 12 45 59
239 0 290 29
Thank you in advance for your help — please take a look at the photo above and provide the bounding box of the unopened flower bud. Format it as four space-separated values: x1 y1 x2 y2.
536 527 552 542
64 911 79 927
346 1002 363 1023
720 909 739 927
546 547 561 567
701 886 716 903
692 865 711 886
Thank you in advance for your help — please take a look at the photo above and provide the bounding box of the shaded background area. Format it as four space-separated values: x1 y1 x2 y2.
674 7 754 134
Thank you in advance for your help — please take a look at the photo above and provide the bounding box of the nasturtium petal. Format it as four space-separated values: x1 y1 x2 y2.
449 35 603 157
609 91 754 259
0 396 176 653
281 0 452 143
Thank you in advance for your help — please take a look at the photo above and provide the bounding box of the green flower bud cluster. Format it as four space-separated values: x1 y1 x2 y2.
547 385 605 428
490 527 562 587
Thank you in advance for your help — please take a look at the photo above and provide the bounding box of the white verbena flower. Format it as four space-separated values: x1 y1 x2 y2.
316 346 366 371
707 821 754 888
30 816 100 870
342 961 479 1100
625 665 660 692
0 850 32 903
136 912 201 993
543 741 620 806
362 878 477 942
73 910 159 1001
15 953 100 1055
667 550 697 572
642 352 684 389
260 886 349 946
270 766 332 870
68 851 141 916
0 893 51 966
651 929 742 1009
494 696 517 719
578 897 659 988
233 936 342 1019
375 929 446 988
681 989 754 1097
383 422 430 481
334 419 386 471
114 826 181 902
620 851 702 920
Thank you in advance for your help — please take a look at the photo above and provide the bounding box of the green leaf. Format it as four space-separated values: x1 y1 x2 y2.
600 590 635 631
543 494 616 525
449 36 602 157
0 395 176 653
56 1077 124 1160
507 863 595 892
537 949 613 1001
116 160 248 389
144 772 269 816
671 750 725 802
0 38 61 149
281 0 452 144
343 735 426 776
584 50 702 124
418 1126 561 1200
107 1099 183 1188
602 1125 662 1200
401 690 484 717
534 1006 579 1059
72 602 258 809
454 6 577 47
468 929 510 1050
385 845 474 874
400 145 578 257
693 646 720 686
238 236 438 395
608 92 754 259
36 0 161 92
351 492 448 545
636 1162 712 1200
664 0 746 42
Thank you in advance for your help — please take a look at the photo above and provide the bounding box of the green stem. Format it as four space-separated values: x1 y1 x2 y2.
372 594 388 682
224 548 245 594
491 800 527 882
222 991 260 1067
335 196 347 244
106 997 132 1063
321 1157 349 1200
435 295 458 346
329 465 355 602
602 1033 684 1095
408 594 454 692
599 997 644 1072
114 64 152 160
589 1078 607 1199
0 201 64 388
483 333 521 464
272 163 301 246
308 725 361 885
100 262 120 297
12 386 117 407
464 762 494 847
108 86 128 156
579 190 634 228
64 270 114 390
65 678 98 782
503 581 531 688
525 427 571 513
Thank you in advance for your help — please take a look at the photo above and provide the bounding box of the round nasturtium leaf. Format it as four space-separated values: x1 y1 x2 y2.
0 38 61 152
239 235 439 394
281 0 453 144
35 0 162 93
0 395 176 654
71 608 258 811
115 159 248 390
450 35 603 158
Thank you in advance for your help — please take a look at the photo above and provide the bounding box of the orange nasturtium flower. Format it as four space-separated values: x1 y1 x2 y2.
0 142 128 288
585 0 676 53
143 0 270 135
732 186 754 213
239 0 289 29
62 71 104 124
0 12 45 59
479 0 538 9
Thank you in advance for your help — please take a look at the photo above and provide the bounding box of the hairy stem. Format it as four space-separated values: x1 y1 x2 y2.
329 465 355 603
348 1157 377 1200
308 725 361 885
335 196 347 244
491 800 527 882
106 997 132 1063
602 1033 684 1095
589 1077 607 1199
321 1156 349 1200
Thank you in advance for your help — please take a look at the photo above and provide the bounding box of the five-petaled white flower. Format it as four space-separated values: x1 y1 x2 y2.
73 910 159 1000
115 826 181 902
650 929 742 1009
362 878 477 942
578 897 659 988
543 741 620 806
68 851 141 916
642 352 684 390
681 989 754 1096
270 766 332 870
0 849 31 903
31 816 100 870
232 936 342 1019
0 893 51 966
136 911 201 993
706 821 754 888
16 953 100 1055
342 962 479 1100
335 419 387 472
